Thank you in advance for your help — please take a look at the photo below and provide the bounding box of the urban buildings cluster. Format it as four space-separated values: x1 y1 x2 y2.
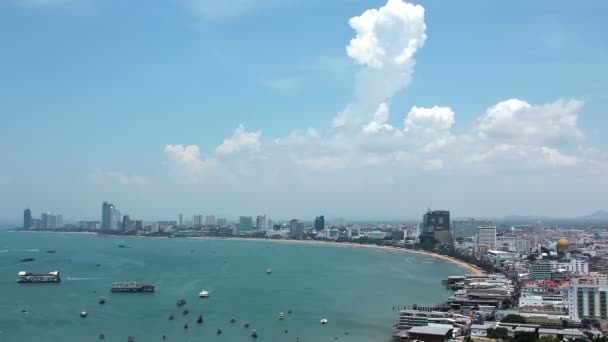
22 208 63 230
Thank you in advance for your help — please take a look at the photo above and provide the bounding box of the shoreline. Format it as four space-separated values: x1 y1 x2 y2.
11 230 483 275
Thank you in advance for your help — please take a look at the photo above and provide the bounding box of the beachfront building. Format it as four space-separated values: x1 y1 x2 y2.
567 284 608 320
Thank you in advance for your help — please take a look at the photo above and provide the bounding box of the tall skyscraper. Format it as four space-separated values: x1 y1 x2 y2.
178 213 183 226
192 215 203 227
123 215 131 231
314 215 325 230
56 214 63 228
256 215 267 231
289 219 303 238
267 218 274 231
420 210 450 244
23 209 32 229
101 201 113 230
110 207 121 231
238 216 253 231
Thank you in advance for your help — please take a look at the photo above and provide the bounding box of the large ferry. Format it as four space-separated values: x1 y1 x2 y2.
111 281 155 292
17 271 61 283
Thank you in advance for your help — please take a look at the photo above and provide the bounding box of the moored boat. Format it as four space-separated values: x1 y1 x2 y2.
197 315 203 324
251 330 258 338
278 312 285 320
98 297 106 304
199 290 209 298
176 298 186 306
320 318 328 325
80 310 88 318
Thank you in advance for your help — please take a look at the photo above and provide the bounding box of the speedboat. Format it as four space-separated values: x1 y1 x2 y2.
199 290 209 298
197 315 203 324
320 318 328 325
278 312 285 320
251 330 258 338
182 309 189 315
183 323 188 330
230 318 236 323
267 268 272 274
244 322 250 328
177 299 186 306
46 249 56 253
80 310 88 318
168 314 175 320
98 297 106 304
216 329 222 335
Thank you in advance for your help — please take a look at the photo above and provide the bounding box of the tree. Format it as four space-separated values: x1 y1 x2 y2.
513 331 537 342
501 314 527 324
539 336 560 342
487 327 510 340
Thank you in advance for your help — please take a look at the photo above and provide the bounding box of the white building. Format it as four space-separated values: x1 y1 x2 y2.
365 231 386 239
477 226 496 249
347 228 360 239
591 272 608 286
553 257 589 275
205 215 216 226
256 215 267 231
567 284 608 320
192 215 203 227
518 293 565 309
217 218 227 227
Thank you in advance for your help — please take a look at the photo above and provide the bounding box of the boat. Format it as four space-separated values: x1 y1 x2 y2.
20 258 35 262
288 309 292 314
320 318 328 325
183 309 189 315
176 298 186 306
278 312 285 320
99 333 105 340
244 322 250 328
267 268 272 274
199 290 209 298
216 329 223 335
117 244 131 248
184 323 188 330
251 330 258 338
197 315 203 324
230 317 236 323
111 281 154 292
17 271 61 283
46 249 56 253
168 314 175 320
127 337 135 342
98 297 106 304
80 310 88 318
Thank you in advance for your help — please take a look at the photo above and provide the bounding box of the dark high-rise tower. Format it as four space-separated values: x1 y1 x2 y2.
420 210 451 244
23 209 32 229
314 215 325 230
101 201 113 230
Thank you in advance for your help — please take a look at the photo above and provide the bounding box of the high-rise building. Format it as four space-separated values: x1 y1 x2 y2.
56 214 63 228
333 217 346 227
31 218 41 229
256 215 267 231
109 207 121 231
267 218 274 231
101 201 114 230
477 226 496 249
238 216 253 231
567 284 608 320
41 212 57 229
205 215 216 226
453 219 494 240
192 215 203 227
314 215 325 230
217 218 227 227
289 219 303 238
420 210 450 244
123 215 131 231
178 213 183 227
23 209 32 229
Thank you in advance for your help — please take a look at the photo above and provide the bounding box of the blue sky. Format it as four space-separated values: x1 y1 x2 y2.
1 0 607 222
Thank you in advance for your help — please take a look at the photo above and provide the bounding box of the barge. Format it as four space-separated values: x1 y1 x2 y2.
17 271 61 283
111 281 155 292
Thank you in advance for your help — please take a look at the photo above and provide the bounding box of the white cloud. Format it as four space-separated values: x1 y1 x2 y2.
88 169 150 187
541 146 582 167
423 158 443 170
335 0 427 128
404 106 454 133
474 98 584 144
164 144 218 183
362 102 401 135
216 124 261 155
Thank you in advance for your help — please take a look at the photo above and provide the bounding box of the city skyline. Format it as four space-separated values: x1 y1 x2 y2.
1 0 607 220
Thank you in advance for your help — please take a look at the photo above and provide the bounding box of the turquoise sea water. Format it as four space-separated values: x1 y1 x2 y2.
0 232 463 341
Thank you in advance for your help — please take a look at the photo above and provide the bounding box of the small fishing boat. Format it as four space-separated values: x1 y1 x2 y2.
197 315 203 324
99 333 105 340
288 309 292 314
127 337 135 342
46 249 56 253
182 309 189 315
177 299 186 306
251 330 258 338
20 258 35 262
216 329 223 335
98 297 106 304
184 323 188 330
199 290 209 298
278 312 285 320
267 268 272 274
168 314 175 320
320 318 328 325
229 317 236 323
244 322 250 328
80 310 88 318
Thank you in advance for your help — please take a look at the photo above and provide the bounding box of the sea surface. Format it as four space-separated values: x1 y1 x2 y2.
0 232 464 342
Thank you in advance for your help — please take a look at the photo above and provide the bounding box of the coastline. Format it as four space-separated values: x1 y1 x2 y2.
11 230 483 275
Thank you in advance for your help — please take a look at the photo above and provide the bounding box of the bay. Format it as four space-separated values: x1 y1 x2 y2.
0 231 463 341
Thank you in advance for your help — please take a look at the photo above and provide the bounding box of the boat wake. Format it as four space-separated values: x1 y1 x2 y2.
66 277 108 281
0 250 8 253
16 249 40 252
